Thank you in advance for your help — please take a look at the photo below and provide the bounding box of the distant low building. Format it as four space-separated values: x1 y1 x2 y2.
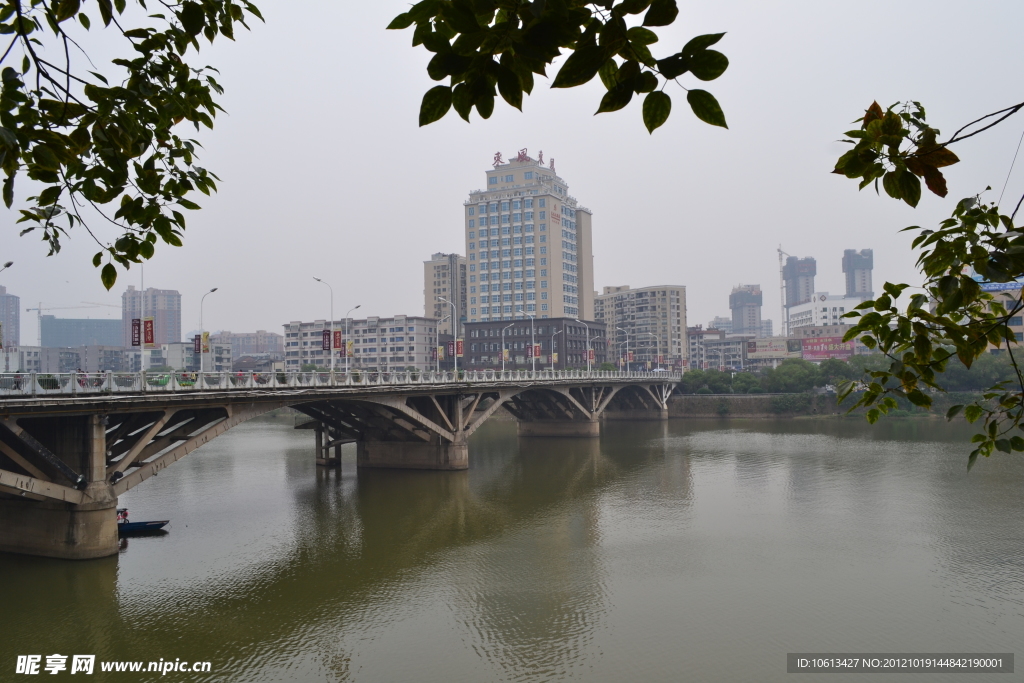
283 315 441 372
40 315 122 348
788 292 868 330
209 330 283 360
464 318 606 370
1 346 41 372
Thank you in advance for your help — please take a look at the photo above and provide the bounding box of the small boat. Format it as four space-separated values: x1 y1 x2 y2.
116 508 169 536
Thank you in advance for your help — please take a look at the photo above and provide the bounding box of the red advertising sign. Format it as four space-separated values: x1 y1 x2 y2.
628 351 634 362
333 330 342 349
447 340 455 358
456 340 464 357
801 336 854 361
588 349 594 361
143 319 154 345
431 347 438 362
193 335 201 354
321 330 330 351
131 319 141 346
527 344 534 358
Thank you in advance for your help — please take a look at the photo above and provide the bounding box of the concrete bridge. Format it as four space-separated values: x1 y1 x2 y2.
0 369 677 559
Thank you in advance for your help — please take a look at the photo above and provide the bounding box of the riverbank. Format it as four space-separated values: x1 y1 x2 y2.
667 392 984 419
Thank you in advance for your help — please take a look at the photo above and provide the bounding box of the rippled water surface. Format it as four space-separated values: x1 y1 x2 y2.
3 416 1023 682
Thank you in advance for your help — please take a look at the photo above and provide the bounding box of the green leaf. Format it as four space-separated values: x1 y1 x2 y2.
682 32 725 56
79 12 90 29
31 145 61 171
100 263 117 290
642 0 678 26
451 83 473 121
598 59 619 89
596 84 633 114
54 0 81 23
898 170 921 207
688 49 728 81
642 91 671 133
686 89 727 128
497 68 523 110
2 176 12 209
419 85 452 126
995 439 1011 454
964 404 983 423
552 45 609 88
626 26 659 45
179 1 205 35
387 13 414 30
92 252 103 267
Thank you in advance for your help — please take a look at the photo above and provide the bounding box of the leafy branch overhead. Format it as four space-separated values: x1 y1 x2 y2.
1 0 262 289
389 0 729 133
832 98 1024 465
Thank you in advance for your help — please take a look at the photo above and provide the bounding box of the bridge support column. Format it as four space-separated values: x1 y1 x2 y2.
0 415 118 560
357 435 468 470
517 418 600 437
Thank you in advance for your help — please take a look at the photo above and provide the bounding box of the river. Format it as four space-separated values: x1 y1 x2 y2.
2 416 1021 682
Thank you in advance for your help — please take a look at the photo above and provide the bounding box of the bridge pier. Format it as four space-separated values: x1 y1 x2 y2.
357 435 469 470
0 415 118 560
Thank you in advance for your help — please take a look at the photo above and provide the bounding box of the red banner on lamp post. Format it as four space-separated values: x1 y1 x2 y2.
321 330 330 351
588 349 594 361
193 335 201 354
143 319 154 346
333 330 342 349
131 319 141 346
456 340 464 357
447 340 455 358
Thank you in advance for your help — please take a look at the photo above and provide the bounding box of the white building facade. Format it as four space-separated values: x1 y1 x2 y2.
284 316 441 372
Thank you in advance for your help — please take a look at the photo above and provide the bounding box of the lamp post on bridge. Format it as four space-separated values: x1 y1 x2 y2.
590 335 605 371
574 318 590 374
501 322 514 373
527 314 536 373
344 304 361 374
550 328 562 372
638 331 659 370
435 315 449 373
438 296 457 376
616 326 630 373
200 287 218 372
312 277 334 372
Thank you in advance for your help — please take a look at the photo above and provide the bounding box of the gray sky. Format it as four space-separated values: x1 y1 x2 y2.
3 0 1023 344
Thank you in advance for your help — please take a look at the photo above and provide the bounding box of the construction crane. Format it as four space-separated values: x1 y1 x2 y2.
778 245 791 338
25 303 118 346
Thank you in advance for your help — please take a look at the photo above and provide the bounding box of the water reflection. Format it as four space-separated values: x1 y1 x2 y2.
0 416 1021 683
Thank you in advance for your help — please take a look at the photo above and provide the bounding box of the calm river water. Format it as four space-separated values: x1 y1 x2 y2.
2 416 1022 682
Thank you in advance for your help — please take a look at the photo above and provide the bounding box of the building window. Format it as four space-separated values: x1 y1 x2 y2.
491 216 498 225
468 207 475 215
539 223 546 231
489 177 497 185
505 175 513 182
539 198 546 207
525 171 533 179
501 201 509 211
539 211 546 219
468 219 475 227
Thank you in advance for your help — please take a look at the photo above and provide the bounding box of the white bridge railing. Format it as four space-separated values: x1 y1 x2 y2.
0 369 681 399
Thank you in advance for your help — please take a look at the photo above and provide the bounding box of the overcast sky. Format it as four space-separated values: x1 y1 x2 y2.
3 0 1023 344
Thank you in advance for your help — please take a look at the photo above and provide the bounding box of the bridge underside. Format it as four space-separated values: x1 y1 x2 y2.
0 381 673 559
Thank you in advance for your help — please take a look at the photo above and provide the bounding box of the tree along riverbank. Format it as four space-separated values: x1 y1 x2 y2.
668 392 986 419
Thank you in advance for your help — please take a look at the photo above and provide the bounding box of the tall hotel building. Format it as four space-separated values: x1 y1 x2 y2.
464 150 594 322
423 252 467 337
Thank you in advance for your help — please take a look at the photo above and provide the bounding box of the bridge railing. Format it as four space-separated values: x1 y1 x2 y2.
0 369 681 398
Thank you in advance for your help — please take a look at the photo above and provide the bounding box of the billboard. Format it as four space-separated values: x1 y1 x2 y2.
801 336 854 361
746 338 802 359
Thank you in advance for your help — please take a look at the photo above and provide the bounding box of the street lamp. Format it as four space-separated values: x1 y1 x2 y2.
312 277 334 372
200 287 218 372
435 315 449 373
438 296 457 376
616 326 630 373
344 304 361 373
574 318 590 373
0 261 12 274
550 328 562 372
638 331 658 370
527 314 536 373
590 335 605 372
501 322 514 373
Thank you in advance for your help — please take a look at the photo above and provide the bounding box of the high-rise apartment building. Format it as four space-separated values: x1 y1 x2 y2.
464 149 594 322
709 316 732 333
121 286 181 346
842 249 874 298
0 285 19 348
729 284 763 335
40 315 122 347
783 256 817 307
594 285 687 367
423 252 467 337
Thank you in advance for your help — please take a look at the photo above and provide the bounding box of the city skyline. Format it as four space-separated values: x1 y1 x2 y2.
0 0 1019 343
